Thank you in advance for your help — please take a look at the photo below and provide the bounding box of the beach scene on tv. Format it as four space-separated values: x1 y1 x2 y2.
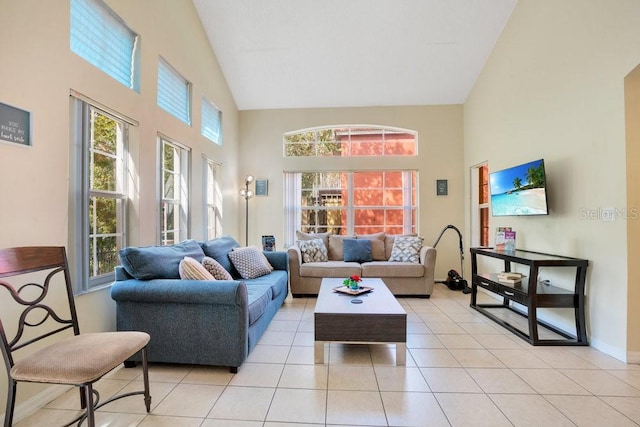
490 159 548 216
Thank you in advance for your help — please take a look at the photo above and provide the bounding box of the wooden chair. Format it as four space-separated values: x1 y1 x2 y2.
0 247 151 426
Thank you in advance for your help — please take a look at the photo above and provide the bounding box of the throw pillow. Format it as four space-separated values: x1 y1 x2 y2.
296 239 328 263
389 236 424 263
119 239 205 280
343 239 372 263
200 235 241 278
296 230 330 251
228 246 273 279
202 256 233 280
179 256 215 280
232 247 274 271
328 234 356 260
385 233 418 260
356 232 386 261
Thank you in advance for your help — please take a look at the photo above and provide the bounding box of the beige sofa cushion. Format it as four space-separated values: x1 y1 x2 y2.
300 261 361 278
355 232 386 261
328 235 355 260
361 261 424 278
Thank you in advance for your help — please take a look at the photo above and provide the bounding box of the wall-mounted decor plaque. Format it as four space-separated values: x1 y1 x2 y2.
0 102 31 146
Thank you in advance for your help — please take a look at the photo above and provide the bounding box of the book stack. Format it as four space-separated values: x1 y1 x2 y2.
496 272 523 284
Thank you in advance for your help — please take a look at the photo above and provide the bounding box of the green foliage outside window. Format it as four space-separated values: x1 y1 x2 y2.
89 111 123 277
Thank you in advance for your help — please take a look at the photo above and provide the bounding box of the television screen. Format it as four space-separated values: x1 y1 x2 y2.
489 159 549 216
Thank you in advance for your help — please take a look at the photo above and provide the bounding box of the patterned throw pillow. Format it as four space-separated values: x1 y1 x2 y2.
228 247 273 279
296 230 330 251
388 236 424 263
179 256 215 280
201 256 233 280
296 239 328 263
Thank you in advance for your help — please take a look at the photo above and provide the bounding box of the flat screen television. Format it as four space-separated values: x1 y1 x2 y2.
489 159 549 216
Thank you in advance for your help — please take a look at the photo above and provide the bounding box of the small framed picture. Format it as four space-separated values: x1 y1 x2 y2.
255 179 268 196
436 179 448 196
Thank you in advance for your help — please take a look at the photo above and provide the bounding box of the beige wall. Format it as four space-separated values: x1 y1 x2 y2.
239 106 466 279
464 0 640 360
0 0 239 414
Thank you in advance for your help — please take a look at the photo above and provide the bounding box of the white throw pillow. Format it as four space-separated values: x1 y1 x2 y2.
179 256 215 280
388 236 424 263
296 239 328 263
228 246 273 279
201 256 233 280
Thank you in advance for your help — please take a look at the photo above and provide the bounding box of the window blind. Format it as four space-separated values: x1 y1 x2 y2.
157 59 191 126
201 97 222 144
70 0 139 92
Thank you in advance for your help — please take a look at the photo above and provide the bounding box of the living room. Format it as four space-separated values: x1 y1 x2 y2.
1 0 639 425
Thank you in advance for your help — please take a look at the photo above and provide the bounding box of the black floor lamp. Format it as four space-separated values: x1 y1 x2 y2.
240 175 254 246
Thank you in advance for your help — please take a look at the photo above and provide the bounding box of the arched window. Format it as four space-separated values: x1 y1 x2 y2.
284 125 416 157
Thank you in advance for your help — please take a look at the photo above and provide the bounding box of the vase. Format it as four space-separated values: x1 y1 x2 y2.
349 282 359 290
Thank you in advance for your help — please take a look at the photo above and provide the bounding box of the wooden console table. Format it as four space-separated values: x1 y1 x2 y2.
470 248 588 346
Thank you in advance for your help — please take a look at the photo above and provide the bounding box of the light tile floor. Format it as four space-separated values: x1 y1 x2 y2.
15 285 640 426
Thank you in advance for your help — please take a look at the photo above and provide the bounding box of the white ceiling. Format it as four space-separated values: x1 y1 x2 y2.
193 0 517 111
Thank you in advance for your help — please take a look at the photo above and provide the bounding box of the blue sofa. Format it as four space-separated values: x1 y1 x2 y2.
110 237 289 372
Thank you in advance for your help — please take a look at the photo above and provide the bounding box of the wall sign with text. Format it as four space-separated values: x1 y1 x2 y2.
0 102 31 146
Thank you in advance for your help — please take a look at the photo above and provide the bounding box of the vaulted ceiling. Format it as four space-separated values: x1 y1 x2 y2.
193 0 517 110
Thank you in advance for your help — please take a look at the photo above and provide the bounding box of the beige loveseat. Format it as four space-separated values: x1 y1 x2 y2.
287 232 436 297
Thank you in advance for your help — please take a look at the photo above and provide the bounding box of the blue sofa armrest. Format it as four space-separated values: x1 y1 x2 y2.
110 278 250 368
263 251 288 272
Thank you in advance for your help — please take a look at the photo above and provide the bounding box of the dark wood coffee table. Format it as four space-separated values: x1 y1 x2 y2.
314 278 407 365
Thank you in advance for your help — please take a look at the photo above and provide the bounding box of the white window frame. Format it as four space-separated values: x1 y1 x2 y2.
284 125 417 157
70 0 140 92
157 58 192 125
201 97 222 144
284 170 418 247
69 95 134 293
203 157 222 239
159 136 190 245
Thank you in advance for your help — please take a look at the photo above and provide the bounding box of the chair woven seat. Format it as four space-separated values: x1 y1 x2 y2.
11 332 150 385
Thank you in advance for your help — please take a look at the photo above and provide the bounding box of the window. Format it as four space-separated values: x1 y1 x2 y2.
160 137 190 245
284 171 417 246
157 59 191 125
203 157 221 239
470 162 489 247
284 125 416 157
69 96 131 292
70 0 140 92
201 97 222 144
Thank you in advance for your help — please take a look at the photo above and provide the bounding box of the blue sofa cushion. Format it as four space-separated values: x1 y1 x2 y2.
343 238 372 263
119 240 205 280
245 270 288 299
200 235 241 278
247 285 273 326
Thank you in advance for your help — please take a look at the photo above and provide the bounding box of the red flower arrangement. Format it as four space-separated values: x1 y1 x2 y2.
343 274 362 289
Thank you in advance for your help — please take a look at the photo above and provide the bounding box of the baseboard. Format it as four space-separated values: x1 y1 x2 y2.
626 350 640 364
588 337 627 363
4 384 71 424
